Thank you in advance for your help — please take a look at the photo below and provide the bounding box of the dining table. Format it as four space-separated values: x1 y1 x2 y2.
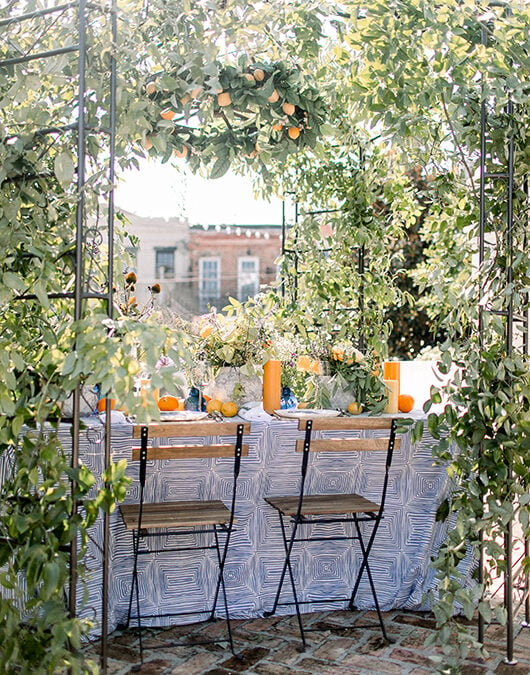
66 408 468 637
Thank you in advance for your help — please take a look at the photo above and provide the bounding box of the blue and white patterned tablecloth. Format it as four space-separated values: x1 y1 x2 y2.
67 415 454 635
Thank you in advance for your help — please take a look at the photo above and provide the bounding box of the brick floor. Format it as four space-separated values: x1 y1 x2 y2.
86 609 530 674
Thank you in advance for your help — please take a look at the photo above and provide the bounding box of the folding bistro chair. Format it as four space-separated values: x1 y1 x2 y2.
264 416 399 649
119 420 250 663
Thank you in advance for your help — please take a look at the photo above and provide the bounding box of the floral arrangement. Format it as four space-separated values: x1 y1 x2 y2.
297 338 388 412
195 298 271 375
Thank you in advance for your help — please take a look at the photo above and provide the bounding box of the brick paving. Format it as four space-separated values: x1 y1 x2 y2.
86 608 530 674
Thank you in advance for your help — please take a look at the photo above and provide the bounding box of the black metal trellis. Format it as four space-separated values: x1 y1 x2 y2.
281 196 367 355
0 1 117 670
477 15 530 665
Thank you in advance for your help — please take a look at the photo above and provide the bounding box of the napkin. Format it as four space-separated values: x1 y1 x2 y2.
98 411 131 425
237 402 272 421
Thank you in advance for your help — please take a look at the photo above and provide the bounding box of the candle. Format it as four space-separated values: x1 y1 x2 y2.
262 359 281 414
384 379 399 414
383 361 400 396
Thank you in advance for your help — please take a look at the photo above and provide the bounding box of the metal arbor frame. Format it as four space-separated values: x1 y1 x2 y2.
477 15 530 666
0 1 118 670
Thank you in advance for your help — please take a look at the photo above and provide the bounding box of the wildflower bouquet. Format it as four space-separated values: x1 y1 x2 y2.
195 298 271 376
300 338 387 413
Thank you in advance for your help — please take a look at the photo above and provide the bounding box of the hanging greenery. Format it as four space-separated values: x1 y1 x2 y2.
141 57 328 178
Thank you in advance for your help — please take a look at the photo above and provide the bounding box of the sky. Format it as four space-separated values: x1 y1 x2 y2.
115 158 283 226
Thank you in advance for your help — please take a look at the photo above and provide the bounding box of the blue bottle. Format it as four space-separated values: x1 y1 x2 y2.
185 387 206 411
280 386 298 410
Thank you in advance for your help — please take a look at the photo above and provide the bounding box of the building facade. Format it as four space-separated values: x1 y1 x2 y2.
121 211 282 317
188 224 282 314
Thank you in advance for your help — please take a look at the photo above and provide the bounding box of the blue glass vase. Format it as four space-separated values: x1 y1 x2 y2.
185 387 206 412
280 386 298 410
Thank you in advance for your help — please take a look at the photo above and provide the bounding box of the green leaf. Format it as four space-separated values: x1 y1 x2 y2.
209 156 231 179
54 151 75 187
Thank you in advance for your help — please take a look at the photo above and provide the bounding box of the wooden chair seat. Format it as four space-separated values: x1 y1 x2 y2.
120 500 232 530
265 493 380 517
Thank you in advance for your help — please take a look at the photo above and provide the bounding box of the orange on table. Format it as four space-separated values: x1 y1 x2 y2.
398 394 415 413
347 402 363 415
158 395 180 411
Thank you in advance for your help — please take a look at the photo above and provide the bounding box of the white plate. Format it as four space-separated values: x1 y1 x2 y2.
273 408 341 419
159 411 208 421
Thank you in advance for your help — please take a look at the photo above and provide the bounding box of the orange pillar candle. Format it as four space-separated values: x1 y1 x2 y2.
263 359 281 414
384 379 399 414
383 361 400 396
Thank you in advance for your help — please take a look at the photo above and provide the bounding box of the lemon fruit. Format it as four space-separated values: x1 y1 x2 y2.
221 401 238 417
347 402 363 415
206 399 223 414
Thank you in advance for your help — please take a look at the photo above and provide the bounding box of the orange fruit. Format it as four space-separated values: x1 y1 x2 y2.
173 144 188 159
267 89 280 103
180 94 191 105
253 68 265 81
158 395 180 411
160 108 176 120
272 122 284 132
347 402 363 415
398 394 415 413
145 81 156 95
142 135 154 150
191 87 202 98
243 73 255 82
221 401 238 417
217 91 232 107
206 399 223 414
282 102 295 116
287 126 301 140
97 398 116 413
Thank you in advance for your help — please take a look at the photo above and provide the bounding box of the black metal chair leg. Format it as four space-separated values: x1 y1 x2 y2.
265 513 307 650
350 518 388 641
212 526 236 655
348 516 382 609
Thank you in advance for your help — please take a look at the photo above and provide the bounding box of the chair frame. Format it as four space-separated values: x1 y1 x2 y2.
264 416 399 649
119 420 250 662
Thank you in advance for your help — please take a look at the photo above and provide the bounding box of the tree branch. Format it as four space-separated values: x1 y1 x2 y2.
441 92 477 199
